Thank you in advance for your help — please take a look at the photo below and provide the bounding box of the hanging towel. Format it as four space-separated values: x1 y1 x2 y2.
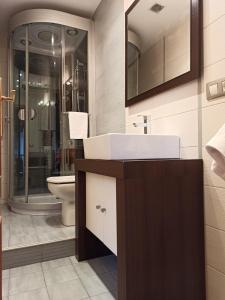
205 124 225 180
67 112 88 139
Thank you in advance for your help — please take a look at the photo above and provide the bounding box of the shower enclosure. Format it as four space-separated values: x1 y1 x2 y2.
8 10 92 214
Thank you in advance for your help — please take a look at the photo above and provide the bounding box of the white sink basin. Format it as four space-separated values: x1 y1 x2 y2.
83 133 180 160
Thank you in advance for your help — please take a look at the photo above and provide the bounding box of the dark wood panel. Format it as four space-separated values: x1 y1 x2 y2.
123 160 205 300
75 159 205 300
75 159 124 179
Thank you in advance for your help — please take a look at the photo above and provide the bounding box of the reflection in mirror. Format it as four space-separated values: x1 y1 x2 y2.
127 0 191 101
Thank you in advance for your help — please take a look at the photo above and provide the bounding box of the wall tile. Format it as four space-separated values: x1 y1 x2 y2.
202 101 225 146
204 15 225 67
151 110 198 148
205 186 225 231
205 226 225 274
207 266 225 300
204 0 225 27
202 59 225 108
180 147 199 159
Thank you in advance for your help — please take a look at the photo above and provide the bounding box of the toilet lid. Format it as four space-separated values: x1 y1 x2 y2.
47 176 75 184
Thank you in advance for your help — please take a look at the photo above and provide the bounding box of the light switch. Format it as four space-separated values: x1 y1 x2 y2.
206 77 225 100
209 83 218 97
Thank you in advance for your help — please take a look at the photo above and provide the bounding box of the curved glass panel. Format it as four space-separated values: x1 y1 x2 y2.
11 22 88 202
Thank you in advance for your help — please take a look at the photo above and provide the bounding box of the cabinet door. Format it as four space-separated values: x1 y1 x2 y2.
86 172 103 241
102 176 117 255
86 173 117 255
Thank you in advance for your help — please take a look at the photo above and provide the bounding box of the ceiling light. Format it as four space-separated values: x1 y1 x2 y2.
150 3 165 13
66 29 78 37
38 31 59 44
20 39 31 46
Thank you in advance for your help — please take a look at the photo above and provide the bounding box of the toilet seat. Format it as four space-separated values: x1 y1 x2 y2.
47 176 75 184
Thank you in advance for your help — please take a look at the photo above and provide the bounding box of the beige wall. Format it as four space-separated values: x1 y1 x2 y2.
125 0 225 299
93 0 125 135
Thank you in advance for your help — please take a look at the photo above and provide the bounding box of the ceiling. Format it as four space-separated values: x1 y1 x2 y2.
0 0 102 29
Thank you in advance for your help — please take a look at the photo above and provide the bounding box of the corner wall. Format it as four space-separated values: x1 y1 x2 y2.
93 0 125 135
125 0 225 299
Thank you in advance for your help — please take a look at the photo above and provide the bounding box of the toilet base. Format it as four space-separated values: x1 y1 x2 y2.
62 201 75 226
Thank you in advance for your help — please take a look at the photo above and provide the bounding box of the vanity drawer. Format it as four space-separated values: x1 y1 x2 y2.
86 172 117 254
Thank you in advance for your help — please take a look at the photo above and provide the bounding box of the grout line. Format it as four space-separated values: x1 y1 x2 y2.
41 261 51 300
204 57 225 70
126 107 199 125
204 183 225 189
201 98 225 110
207 264 225 277
204 184 225 191
205 224 225 234
204 12 225 30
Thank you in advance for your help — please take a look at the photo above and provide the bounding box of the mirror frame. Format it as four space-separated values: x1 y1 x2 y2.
125 0 202 107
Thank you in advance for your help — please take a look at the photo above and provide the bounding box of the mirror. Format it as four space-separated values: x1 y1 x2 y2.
126 0 202 106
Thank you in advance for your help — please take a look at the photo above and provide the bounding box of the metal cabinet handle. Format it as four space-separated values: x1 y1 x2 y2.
101 208 106 213
96 205 101 209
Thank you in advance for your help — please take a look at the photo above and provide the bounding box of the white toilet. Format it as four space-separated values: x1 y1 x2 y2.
47 176 76 226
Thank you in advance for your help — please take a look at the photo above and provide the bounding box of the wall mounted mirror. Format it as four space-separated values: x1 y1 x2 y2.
125 0 202 106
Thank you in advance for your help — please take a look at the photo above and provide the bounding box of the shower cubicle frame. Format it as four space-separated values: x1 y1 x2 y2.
7 9 95 214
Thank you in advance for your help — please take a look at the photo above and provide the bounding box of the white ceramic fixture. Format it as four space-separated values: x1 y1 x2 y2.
84 133 180 160
47 176 75 226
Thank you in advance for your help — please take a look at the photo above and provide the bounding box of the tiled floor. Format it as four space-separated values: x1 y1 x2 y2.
3 255 117 300
0 205 75 250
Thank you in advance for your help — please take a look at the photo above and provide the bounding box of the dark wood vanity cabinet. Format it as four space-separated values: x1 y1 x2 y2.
75 159 206 300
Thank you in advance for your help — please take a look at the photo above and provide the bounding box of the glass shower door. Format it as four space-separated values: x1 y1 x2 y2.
10 22 88 205
12 26 26 198
28 23 62 195
61 25 88 175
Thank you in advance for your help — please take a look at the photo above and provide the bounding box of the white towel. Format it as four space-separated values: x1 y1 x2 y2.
68 112 88 139
205 124 225 180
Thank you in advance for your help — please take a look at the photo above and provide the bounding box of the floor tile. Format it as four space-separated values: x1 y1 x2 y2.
100 256 117 273
47 278 89 300
36 228 67 243
3 269 10 279
0 205 11 216
8 288 49 300
3 278 9 297
10 263 42 278
90 292 116 300
80 273 108 297
43 264 78 286
9 272 45 295
42 257 72 271
74 261 100 278
70 255 78 266
97 272 117 296
87 257 114 275
1 204 75 250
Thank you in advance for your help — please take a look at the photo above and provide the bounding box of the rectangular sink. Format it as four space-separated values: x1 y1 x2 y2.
83 133 180 160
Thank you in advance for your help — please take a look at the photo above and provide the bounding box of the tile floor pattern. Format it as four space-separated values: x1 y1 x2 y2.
2 255 117 300
0 205 75 250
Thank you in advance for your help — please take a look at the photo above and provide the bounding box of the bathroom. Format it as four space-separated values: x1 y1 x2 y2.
0 0 224 299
